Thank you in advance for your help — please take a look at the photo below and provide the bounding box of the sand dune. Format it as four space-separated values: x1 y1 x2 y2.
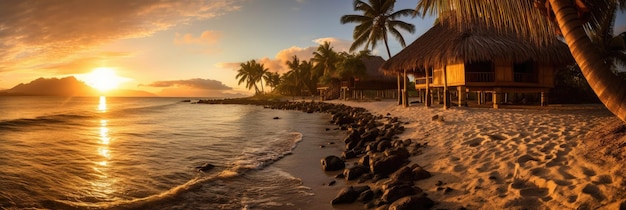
330 100 625 209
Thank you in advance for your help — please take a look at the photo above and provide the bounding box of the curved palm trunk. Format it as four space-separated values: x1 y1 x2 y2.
383 35 404 105
551 0 626 122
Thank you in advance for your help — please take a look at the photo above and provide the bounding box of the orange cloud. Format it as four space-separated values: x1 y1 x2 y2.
174 31 222 45
219 37 354 74
0 0 242 73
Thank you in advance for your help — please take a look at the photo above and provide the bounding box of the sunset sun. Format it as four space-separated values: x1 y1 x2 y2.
83 67 125 92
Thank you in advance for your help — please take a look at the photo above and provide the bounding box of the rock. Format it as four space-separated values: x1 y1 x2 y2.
195 163 215 172
412 166 432 181
382 185 419 203
328 180 336 186
358 154 370 167
331 186 360 205
390 166 415 183
321 156 345 171
360 128 380 143
357 189 374 203
341 150 357 159
388 194 434 210
370 155 404 176
344 165 370 180
377 140 392 152
385 147 410 160
273 117 280 119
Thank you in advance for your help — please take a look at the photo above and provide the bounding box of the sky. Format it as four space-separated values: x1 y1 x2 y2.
0 0 624 97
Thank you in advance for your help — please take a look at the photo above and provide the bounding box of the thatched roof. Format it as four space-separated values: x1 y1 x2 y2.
360 55 394 81
381 17 574 73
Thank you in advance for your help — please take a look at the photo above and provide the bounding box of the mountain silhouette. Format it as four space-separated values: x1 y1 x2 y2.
0 76 156 97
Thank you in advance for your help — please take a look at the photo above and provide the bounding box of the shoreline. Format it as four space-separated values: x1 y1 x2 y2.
196 98 626 209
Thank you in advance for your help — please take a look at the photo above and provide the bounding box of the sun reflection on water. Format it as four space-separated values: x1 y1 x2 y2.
98 96 107 112
92 96 116 198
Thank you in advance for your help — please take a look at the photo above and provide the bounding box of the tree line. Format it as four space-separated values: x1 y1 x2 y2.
236 42 374 97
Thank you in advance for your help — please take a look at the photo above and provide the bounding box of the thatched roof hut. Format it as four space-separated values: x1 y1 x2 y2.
381 17 573 73
353 55 396 90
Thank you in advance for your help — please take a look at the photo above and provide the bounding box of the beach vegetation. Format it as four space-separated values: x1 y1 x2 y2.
340 0 417 105
236 59 268 95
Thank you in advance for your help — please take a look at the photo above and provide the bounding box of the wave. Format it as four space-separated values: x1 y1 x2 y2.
0 113 96 130
48 132 304 209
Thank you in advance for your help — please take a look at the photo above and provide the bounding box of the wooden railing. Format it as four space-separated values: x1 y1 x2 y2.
414 77 433 84
466 72 495 82
514 73 537 83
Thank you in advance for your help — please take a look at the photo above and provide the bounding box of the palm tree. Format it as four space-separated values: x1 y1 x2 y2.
285 55 306 95
311 41 339 80
263 72 281 93
335 52 367 80
340 0 416 106
297 60 315 95
415 0 626 121
235 59 266 95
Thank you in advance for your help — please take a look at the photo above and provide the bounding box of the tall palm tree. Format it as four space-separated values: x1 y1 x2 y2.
263 72 281 93
415 0 626 122
299 60 318 95
340 0 416 106
311 41 339 80
285 55 305 95
235 59 266 95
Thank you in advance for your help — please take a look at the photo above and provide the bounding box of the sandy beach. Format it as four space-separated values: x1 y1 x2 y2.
282 99 626 209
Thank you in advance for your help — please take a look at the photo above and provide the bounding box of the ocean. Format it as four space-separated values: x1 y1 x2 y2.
0 96 346 209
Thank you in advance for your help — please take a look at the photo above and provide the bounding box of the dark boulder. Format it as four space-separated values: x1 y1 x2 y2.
370 155 404 176
360 128 380 143
388 194 434 210
377 140 392 152
382 185 421 203
358 154 370 167
321 156 345 171
412 166 432 181
385 147 410 160
357 189 374 203
344 165 370 180
341 150 357 160
390 166 415 183
331 186 360 205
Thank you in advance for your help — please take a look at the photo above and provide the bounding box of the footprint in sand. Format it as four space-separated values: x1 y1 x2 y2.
582 184 606 201
580 167 596 177
463 137 486 147
592 175 613 184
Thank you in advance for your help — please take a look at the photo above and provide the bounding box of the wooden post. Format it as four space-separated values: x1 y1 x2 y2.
477 91 482 105
397 73 402 105
425 69 431 107
443 65 450 110
541 92 546 106
402 69 408 107
458 86 466 107
493 89 500 109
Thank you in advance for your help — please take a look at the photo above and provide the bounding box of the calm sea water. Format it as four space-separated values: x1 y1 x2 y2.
0 96 341 209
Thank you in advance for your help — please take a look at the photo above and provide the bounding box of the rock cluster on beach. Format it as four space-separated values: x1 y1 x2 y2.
197 98 435 209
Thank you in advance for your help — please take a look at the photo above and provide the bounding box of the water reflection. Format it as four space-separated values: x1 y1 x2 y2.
98 96 107 112
93 97 115 198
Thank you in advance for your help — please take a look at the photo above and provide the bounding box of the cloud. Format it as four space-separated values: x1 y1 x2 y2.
313 37 352 52
143 78 232 90
41 51 135 74
0 0 242 72
174 30 222 45
217 37 354 74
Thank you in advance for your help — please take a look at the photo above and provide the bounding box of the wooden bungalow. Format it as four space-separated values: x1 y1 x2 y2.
381 16 573 109
319 55 398 100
